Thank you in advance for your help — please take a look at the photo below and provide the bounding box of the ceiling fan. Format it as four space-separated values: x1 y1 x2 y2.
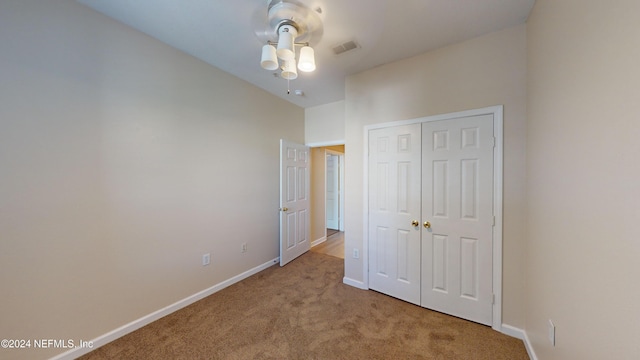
253 0 324 84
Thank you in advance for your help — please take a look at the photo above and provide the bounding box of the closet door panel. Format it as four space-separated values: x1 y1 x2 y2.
421 114 494 326
368 124 422 305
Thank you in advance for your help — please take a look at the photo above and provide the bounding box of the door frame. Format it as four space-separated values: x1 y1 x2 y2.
362 105 503 331
325 149 345 232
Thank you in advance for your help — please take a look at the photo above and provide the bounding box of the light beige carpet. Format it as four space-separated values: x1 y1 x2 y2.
79 252 529 359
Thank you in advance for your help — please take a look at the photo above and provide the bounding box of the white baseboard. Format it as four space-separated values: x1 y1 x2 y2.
311 236 327 248
343 277 367 290
500 324 537 360
521 329 538 360
500 324 525 339
50 257 280 360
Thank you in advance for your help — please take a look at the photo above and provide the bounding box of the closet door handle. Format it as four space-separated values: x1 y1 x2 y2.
411 220 419 227
423 221 431 229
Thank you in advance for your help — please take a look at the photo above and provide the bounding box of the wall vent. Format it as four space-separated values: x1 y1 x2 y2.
332 40 359 55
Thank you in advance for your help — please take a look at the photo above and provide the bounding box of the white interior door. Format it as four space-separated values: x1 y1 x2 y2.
421 114 494 325
280 139 310 266
326 153 339 230
368 124 422 305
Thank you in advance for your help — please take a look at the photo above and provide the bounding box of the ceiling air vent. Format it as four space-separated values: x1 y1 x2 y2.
332 40 359 55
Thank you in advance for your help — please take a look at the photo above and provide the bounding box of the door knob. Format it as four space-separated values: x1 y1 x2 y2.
281 207 288 212
423 221 431 229
411 220 419 227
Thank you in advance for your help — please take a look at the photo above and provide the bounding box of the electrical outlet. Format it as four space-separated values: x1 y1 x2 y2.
548 319 555 346
353 248 359 259
241 243 248 253
202 253 210 266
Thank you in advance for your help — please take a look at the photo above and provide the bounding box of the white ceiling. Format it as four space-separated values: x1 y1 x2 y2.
77 0 535 108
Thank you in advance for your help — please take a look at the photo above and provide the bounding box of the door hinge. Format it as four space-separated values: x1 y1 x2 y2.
492 216 496 226
492 294 495 304
492 136 496 148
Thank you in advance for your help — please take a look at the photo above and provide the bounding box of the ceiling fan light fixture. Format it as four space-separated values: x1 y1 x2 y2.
255 0 323 88
281 59 298 80
260 44 278 70
276 25 297 60
297 46 315 72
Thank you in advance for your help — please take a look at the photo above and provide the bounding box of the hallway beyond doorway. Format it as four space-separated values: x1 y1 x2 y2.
311 231 344 259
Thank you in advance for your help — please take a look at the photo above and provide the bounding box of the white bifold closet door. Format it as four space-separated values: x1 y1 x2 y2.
368 114 494 325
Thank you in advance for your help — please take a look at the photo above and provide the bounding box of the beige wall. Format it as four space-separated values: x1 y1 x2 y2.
0 1 303 359
305 100 345 145
344 24 528 328
526 0 640 358
325 145 345 153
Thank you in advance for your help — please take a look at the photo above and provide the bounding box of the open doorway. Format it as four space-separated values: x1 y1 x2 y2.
309 145 344 259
